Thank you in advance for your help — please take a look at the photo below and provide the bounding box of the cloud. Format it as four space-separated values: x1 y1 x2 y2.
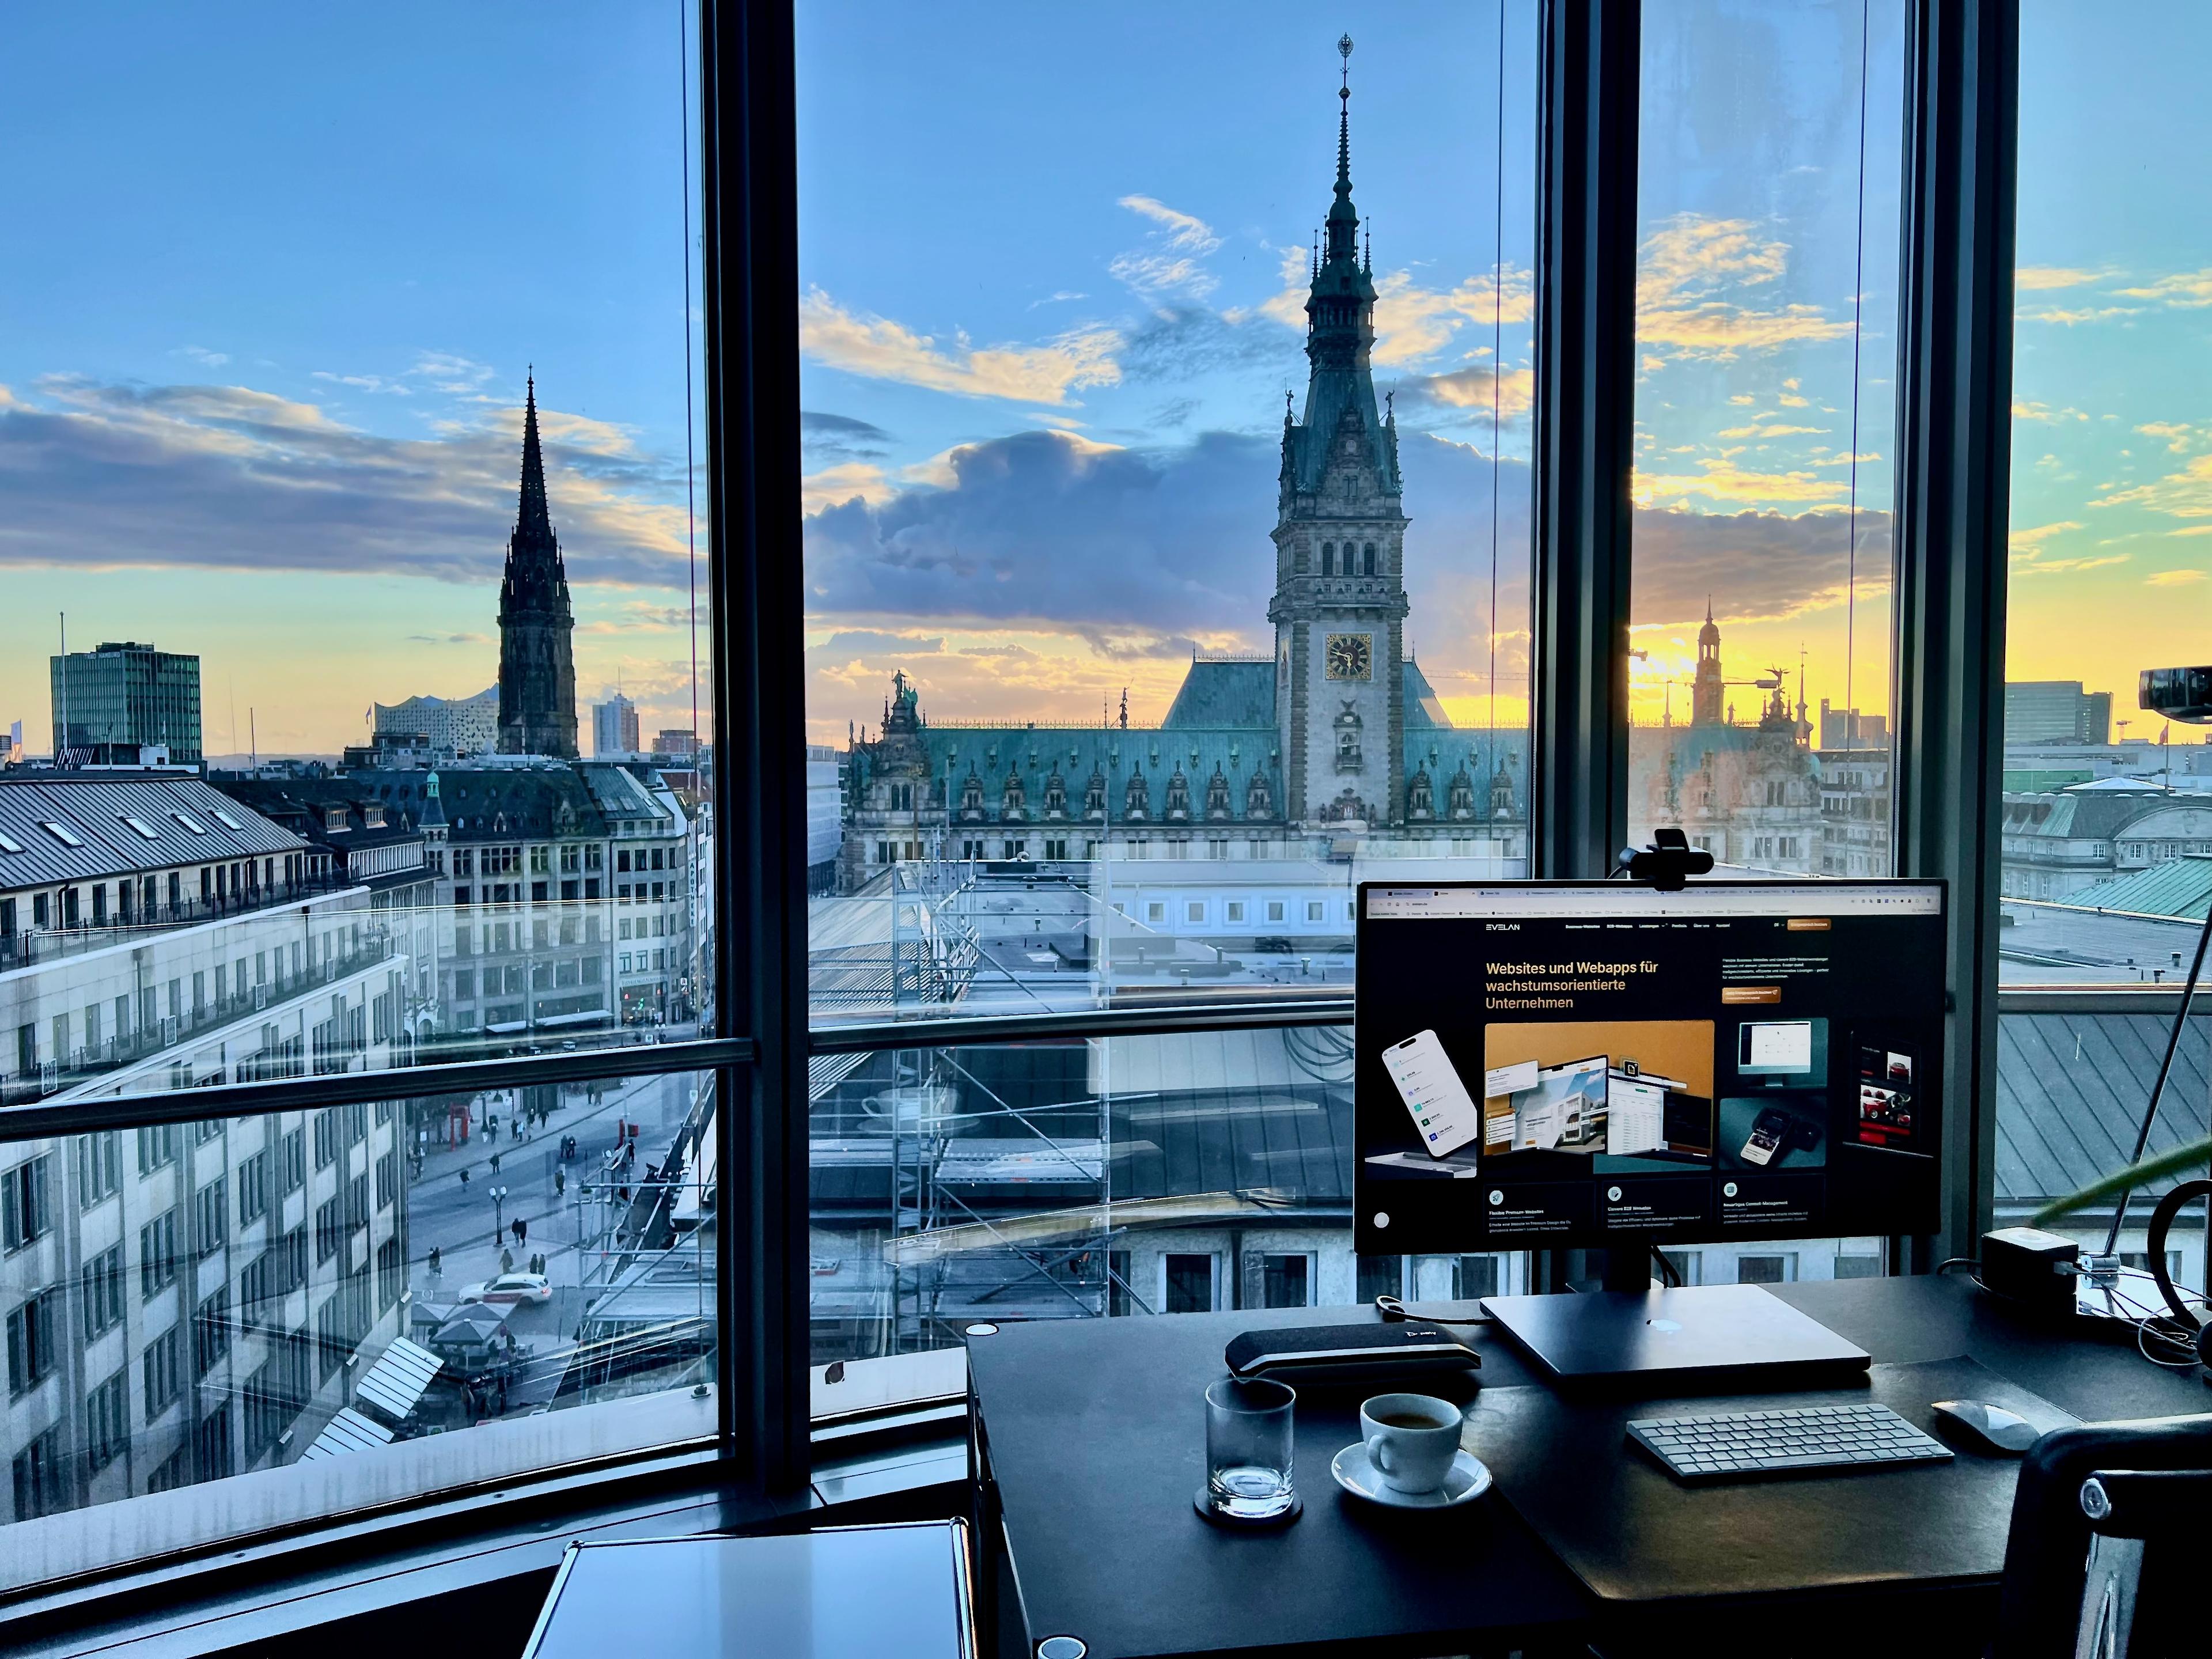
0 376 692 590
2013 399 2089 422
1636 216 1853 361
2146 569 2207 586
1633 454 1847 507
1717 423 1827 439
2016 267 2103 291
407 353 498 395
1630 505 1893 627
312 370 411 396
799 287 1122 406
2115 269 2212 308
1396 364 1535 424
1369 269 1535 368
2093 453 2212 520
176 345 230 368
803 461 897 513
2020 304 2142 326
1109 195 1223 299
2137 421 2198 454
406 631 493 644
2008 520 2082 552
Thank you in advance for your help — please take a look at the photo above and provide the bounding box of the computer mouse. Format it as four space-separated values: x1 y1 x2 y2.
1930 1399 2039 1453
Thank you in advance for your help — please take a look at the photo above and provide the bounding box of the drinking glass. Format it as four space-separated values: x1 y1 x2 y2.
1203 1377 1297 1521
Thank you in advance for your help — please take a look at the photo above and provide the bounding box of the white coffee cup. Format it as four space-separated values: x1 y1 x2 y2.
1360 1392 1464 1494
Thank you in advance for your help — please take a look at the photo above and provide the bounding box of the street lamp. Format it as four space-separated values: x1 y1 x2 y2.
490 1183 510 1248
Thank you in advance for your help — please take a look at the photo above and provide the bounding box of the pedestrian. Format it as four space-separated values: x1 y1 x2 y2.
428 1245 442 1276
460 1168 471 1188
555 1169 566 1197
501 1245 514 1274
512 1217 527 1246
490 1152 501 1174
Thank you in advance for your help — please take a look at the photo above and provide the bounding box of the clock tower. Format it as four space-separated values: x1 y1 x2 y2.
1270 37 1409 827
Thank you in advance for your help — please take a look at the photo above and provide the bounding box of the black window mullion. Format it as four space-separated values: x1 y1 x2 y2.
702 0 808 1492
1890 0 2020 1266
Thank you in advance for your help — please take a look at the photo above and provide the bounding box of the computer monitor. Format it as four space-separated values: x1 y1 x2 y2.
1354 880 1945 1256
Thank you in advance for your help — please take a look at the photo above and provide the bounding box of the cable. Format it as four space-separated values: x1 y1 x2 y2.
1373 1294 1489 1328
2101 900 2212 1257
1934 1257 1979 1275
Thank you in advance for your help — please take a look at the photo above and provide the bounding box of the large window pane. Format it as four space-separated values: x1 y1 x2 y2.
0 6 713 1107
1996 5 2212 1306
1628 0 1907 878
809 1032 1523 1376
800 9 1538 1029
0 1068 716 1578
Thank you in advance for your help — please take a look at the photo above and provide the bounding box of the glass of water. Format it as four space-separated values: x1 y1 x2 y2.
1203 1377 1297 1522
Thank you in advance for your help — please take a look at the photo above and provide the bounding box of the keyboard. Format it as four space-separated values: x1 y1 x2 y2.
1626 1402 1954 1483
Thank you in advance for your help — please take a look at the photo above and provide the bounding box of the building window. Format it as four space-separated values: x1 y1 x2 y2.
1259 1253 1310 1309
82 1245 124 1338
237 1151 269 1226
6 1287 62 1396
12 1427 66 1520
1454 1255 1505 1300
1734 1253 1797 1286
85 1370 128 1474
1162 1253 1215 1315
140 1209 180 1299
194 1179 228 1260
1355 1255 1403 1303
195 1287 232 1376
1 1153 53 1251
135 1123 177 1175
143 1325 184 1417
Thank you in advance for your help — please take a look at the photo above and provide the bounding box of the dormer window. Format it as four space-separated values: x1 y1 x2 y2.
171 812 207 835
0 831 22 854
324 807 349 831
121 816 159 839
364 806 386 828
209 808 244 831
39 820 85 847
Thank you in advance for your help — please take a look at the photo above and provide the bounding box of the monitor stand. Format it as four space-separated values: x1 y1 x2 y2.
1482 1267 1873 1394
1598 1247 1661 1293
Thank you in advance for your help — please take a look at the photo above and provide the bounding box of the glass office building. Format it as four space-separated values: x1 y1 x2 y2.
0 1 2205 1649
49 644 204 768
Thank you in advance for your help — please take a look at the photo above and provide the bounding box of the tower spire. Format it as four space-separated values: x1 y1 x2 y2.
497 368 579 757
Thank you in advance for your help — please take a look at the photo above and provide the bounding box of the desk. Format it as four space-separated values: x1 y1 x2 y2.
965 1276 2210 1659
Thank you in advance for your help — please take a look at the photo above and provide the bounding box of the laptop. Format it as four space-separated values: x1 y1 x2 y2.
1480 1284 1872 1393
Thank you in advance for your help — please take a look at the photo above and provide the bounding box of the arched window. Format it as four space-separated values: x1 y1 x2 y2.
1363 543 1377 575
1321 542 1334 575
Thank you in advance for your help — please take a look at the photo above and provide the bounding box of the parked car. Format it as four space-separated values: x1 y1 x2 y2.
459 1272 554 1306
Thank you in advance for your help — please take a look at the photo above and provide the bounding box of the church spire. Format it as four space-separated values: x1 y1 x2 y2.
1326 35 1359 266
516 369 554 546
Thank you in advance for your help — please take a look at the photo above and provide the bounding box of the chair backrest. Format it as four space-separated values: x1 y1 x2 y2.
1993 1412 2212 1659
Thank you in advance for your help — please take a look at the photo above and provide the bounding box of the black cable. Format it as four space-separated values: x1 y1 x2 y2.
1373 1294 1488 1328
2102 900 2212 1257
1650 1246 1682 1289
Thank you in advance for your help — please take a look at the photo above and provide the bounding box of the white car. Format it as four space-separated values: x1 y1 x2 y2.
459 1272 553 1306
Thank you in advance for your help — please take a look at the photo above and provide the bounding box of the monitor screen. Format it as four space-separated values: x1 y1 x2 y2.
1354 880 1945 1253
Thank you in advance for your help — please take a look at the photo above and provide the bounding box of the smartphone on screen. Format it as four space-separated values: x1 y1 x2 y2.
1381 1030 1483 1159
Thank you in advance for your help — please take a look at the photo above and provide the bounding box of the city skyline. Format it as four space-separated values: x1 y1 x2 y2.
2 5 2206 762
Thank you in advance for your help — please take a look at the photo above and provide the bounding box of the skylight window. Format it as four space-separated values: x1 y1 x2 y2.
0 831 22 854
172 812 208 835
209 808 244 831
122 816 160 839
39 820 86 848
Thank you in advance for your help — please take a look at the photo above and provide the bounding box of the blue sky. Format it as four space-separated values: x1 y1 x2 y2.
2 2 2203 757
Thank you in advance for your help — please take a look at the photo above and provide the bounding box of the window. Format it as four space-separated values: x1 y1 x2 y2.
86 1371 129 1474
1 1153 52 1251
6 1288 62 1396
140 1209 180 1299
1454 1254 1505 1301
143 1326 184 1418
279 1127 306 1196
136 1123 177 1175
1162 1253 1215 1315
12 1427 66 1521
236 1150 269 1226
1626 1 1906 876
1734 1253 1798 1286
1355 1255 1404 1304
314 1196 343 1266
195 1287 232 1376
1258 1253 1311 1309
82 1245 125 1338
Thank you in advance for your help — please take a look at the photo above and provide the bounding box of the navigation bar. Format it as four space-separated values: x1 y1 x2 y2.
1366 883 1943 921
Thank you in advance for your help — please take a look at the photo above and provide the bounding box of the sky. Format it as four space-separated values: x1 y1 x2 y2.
0 5 705 759
3 3 2203 760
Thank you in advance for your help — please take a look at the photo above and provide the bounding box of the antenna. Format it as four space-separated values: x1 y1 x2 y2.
56 612 67 758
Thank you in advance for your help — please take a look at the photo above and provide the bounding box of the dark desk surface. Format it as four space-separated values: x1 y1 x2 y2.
966 1276 2211 1659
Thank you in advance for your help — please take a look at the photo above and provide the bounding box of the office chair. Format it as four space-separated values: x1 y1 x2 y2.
1992 1414 2212 1658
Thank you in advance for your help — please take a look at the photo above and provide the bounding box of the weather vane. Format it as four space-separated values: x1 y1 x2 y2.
1339 33 1353 85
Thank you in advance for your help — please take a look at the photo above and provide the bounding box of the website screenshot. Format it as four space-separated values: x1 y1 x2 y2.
1354 883 1944 1255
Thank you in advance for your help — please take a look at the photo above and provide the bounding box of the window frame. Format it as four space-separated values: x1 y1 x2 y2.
0 0 2021 1610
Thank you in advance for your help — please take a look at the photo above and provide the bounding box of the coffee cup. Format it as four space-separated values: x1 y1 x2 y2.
1360 1392 1463 1494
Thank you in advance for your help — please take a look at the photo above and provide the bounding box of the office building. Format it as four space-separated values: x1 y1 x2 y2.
495 378 579 760
591 694 640 757
372 690 499 761
2005 680 2113 746
50 643 203 768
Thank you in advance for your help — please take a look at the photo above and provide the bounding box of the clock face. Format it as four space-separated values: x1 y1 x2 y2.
1325 633 1373 681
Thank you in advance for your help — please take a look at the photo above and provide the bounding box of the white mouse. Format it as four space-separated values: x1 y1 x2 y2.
1930 1399 2040 1453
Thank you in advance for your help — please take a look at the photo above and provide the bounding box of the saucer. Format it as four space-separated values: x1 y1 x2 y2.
1331 1444 1492 1509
